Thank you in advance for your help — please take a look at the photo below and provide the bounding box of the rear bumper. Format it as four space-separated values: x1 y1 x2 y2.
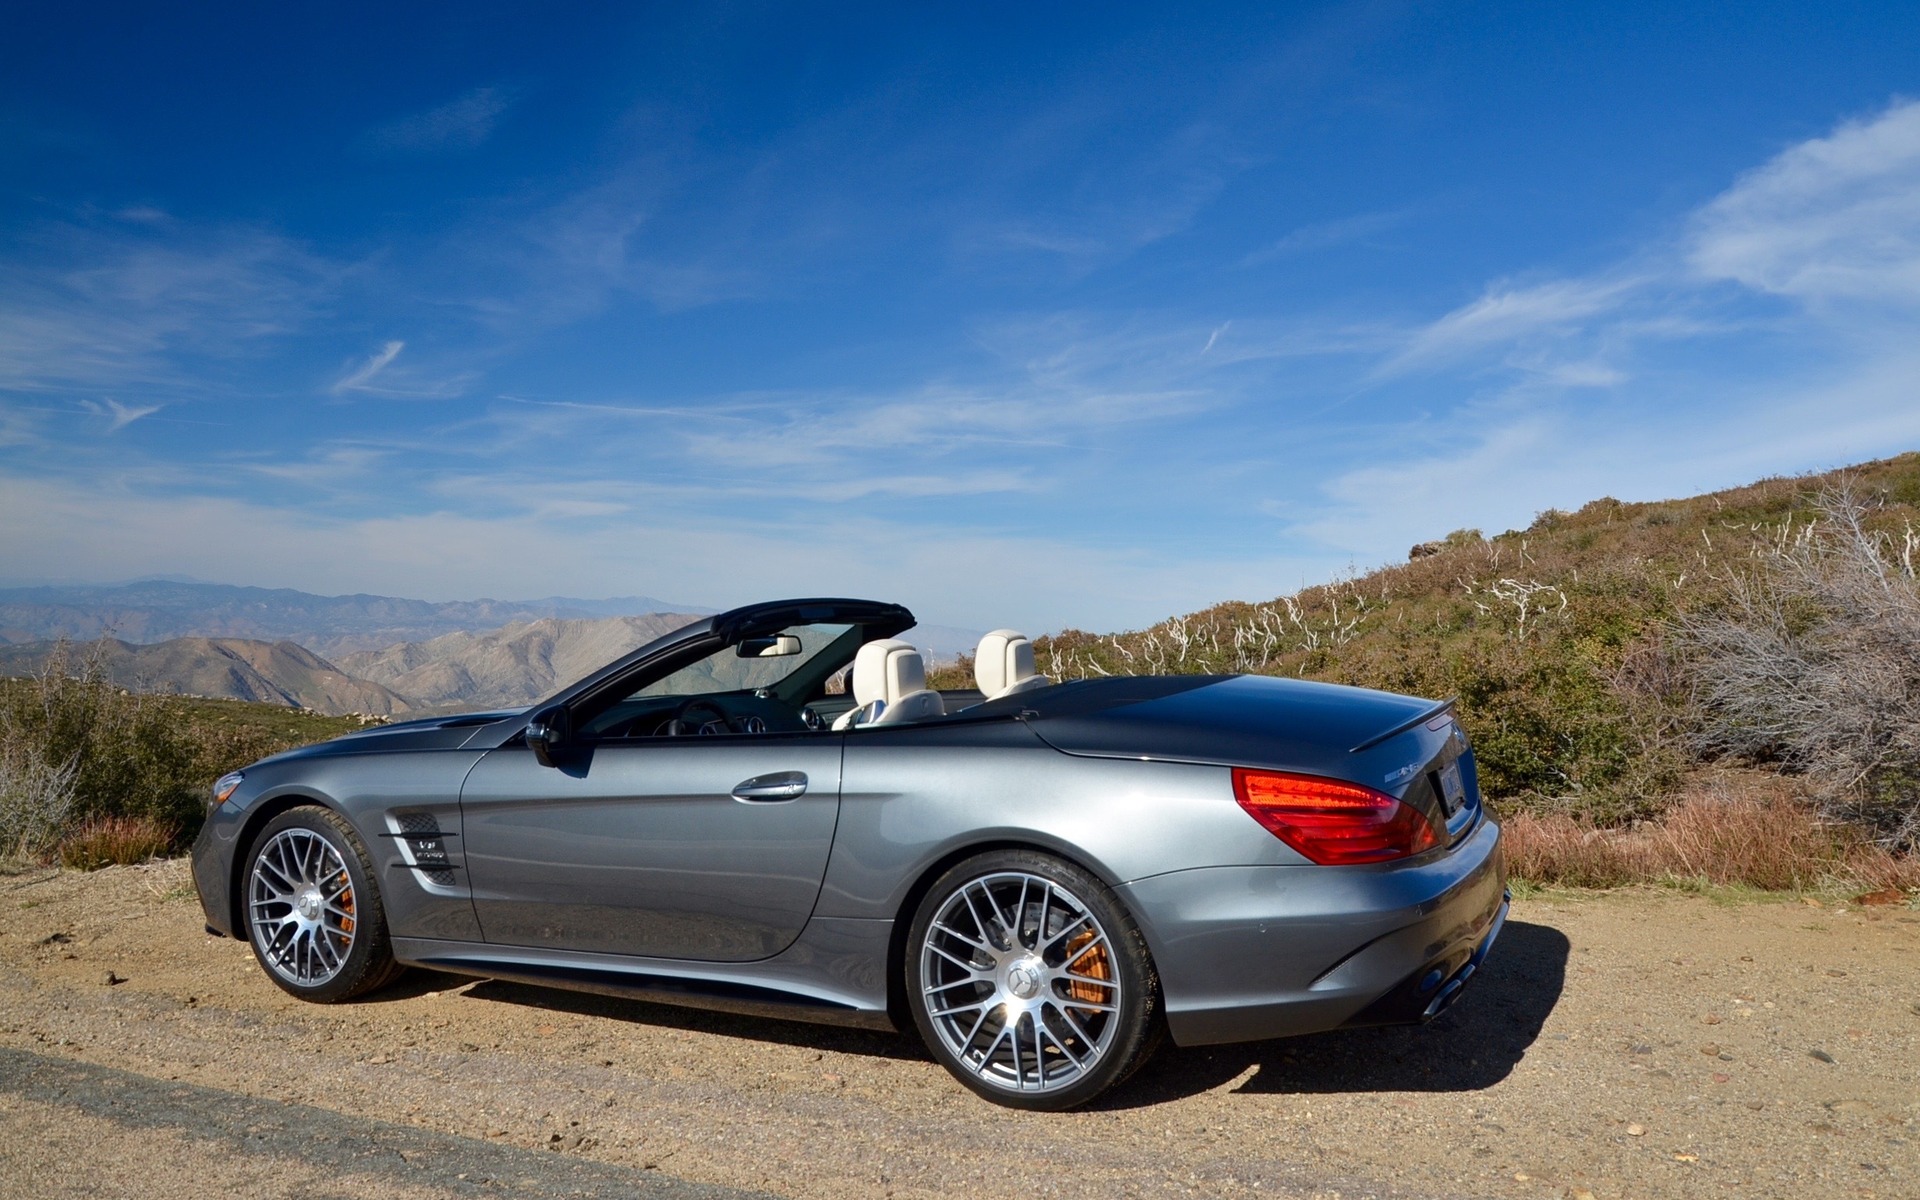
1118 815 1506 1046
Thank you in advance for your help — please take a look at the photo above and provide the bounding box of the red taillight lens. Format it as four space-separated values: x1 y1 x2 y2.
1232 768 1440 865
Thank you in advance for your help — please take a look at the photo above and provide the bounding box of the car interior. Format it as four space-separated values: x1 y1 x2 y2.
571 623 1055 739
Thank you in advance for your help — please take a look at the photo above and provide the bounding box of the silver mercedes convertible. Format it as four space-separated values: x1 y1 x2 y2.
192 597 1507 1109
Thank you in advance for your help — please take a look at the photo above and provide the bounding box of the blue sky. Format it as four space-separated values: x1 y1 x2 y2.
4 2 1919 632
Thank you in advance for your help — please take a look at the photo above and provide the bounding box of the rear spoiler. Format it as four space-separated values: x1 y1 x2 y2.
1348 697 1456 754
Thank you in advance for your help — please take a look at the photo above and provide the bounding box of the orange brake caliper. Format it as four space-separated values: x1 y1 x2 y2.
1062 929 1111 1008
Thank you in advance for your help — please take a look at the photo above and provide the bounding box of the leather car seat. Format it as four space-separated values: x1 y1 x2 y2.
974 630 1052 701
831 639 945 728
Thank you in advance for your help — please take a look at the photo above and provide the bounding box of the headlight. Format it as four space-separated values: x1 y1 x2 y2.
211 771 246 806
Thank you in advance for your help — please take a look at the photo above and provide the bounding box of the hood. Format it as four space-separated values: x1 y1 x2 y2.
256 709 526 763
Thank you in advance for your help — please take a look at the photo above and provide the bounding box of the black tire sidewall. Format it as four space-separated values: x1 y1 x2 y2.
905 848 1161 1111
244 806 398 1003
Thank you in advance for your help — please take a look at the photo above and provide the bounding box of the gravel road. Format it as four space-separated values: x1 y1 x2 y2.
1 860 1914 1200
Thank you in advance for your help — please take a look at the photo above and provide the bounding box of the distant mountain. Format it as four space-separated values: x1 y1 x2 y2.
0 638 412 715
0 582 708 656
0 590 995 716
337 614 704 710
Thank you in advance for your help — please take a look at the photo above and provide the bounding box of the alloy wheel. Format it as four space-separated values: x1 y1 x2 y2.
917 870 1121 1095
248 827 358 988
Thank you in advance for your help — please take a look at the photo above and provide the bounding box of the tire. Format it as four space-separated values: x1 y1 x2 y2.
904 849 1163 1110
243 806 404 1003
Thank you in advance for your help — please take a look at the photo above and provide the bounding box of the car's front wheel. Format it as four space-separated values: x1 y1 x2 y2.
904 849 1163 1110
244 806 403 1002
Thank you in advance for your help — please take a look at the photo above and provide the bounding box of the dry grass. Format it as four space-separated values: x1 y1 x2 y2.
56 815 178 871
1501 771 1920 892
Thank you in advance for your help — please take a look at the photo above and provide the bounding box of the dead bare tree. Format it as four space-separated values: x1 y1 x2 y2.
1675 484 1920 848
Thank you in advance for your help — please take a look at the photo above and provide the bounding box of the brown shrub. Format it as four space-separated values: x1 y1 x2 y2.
57 815 178 870
1502 771 1920 891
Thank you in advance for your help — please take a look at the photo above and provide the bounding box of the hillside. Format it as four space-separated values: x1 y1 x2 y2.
0 637 412 715
337 614 702 710
0 581 706 656
1011 453 1920 828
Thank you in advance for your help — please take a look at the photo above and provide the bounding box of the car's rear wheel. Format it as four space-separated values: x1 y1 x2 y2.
905 849 1162 1110
244 806 403 1002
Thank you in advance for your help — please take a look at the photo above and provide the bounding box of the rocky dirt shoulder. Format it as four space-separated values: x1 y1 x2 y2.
1 861 1915 1200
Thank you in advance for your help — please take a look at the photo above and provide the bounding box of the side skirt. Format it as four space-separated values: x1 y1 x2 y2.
392 916 898 1033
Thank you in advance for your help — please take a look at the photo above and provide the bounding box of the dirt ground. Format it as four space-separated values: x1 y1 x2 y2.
1 861 1915 1200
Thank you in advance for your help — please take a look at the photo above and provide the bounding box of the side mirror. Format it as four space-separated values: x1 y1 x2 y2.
525 705 571 768
736 634 803 658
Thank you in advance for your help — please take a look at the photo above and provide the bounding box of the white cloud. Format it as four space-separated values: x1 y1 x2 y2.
326 339 476 399
1383 276 1642 374
1240 210 1407 266
1690 99 1920 303
0 222 338 395
362 88 512 154
330 340 404 394
83 398 161 432
0 470 1324 633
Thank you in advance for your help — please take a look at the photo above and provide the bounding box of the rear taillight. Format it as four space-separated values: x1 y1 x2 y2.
1232 768 1440 865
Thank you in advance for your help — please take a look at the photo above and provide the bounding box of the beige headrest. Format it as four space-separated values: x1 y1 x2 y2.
974 629 1036 698
852 638 926 708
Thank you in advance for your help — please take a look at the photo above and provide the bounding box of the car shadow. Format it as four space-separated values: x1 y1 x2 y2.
1103 919 1571 1109
372 921 1568 1102
452 978 928 1062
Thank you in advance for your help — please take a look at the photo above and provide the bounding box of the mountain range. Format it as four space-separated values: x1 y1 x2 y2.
0 582 987 715
0 581 706 658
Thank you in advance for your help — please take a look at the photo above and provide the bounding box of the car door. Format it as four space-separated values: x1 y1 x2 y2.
459 732 842 961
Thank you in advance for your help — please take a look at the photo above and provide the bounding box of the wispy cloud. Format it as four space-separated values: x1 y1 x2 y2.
1240 210 1408 266
1689 98 1920 304
0 219 339 396
327 339 476 399
1298 98 1920 562
1382 275 1644 374
82 398 160 432
361 88 513 154
330 340 403 394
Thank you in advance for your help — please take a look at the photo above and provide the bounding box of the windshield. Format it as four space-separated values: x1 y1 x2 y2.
628 623 855 698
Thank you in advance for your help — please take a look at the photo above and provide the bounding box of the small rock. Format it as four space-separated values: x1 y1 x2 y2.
1698 1043 1720 1056
1569 1190 1597 1200
1824 969 1848 978
366 1054 394 1065
36 932 71 946
1711 1072 1731 1083
100 971 124 986
1627 1123 1647 1136
1809 1048 1836 1064
1700 1013 1722 1025
1674 1152 1698 1163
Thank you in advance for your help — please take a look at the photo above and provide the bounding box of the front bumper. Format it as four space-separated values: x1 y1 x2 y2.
1117 815 1506 1046
190 804 241 938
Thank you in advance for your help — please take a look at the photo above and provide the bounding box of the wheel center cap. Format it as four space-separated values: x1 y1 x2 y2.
296 889 323 921
1006 958 1044 1000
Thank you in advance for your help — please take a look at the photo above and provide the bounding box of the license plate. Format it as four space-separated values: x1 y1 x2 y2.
1438 760 1467 817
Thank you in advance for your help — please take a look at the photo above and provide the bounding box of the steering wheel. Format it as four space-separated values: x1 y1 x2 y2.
663 697 734 736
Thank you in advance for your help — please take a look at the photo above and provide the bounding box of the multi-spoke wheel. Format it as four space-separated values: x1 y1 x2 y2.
905 850 1162 1110
244 807 401 1002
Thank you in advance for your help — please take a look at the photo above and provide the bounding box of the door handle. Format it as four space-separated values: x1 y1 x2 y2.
731 771 809 802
